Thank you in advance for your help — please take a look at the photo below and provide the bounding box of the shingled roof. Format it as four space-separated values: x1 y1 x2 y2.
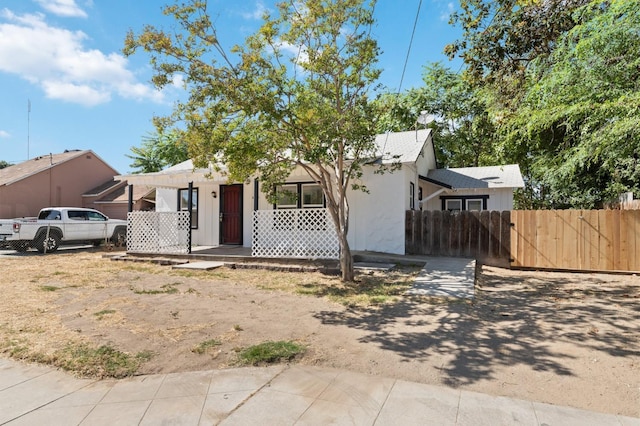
373 129 432 164
0 150 113 186
424 164 525 189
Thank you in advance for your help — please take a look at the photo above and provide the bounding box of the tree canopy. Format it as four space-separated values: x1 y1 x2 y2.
124 0 382 281
445 0 640 208
127 129 189 173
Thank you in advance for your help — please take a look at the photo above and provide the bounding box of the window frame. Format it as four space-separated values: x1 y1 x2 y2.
445 199 462 212
274 182 326 210
466 199 483 211
440 195 489 211
409 182 416 210
178 187 199 229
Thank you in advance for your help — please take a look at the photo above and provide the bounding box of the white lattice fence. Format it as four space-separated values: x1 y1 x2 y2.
252 208 339 259
127 211 190 254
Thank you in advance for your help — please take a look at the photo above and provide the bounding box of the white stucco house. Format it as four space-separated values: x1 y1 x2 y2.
119 129 524 255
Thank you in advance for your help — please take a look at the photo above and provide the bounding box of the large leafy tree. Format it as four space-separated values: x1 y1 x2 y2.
445 0 589 110
374 63 496 168
446 0 639 208
127 129 189 173
502 0 640 208
124 0 382 281
0 160 10 169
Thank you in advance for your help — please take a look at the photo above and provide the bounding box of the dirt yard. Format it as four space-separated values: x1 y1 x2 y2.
0 249 638 417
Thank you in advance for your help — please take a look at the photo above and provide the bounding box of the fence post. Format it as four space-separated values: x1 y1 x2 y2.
422 210 432 255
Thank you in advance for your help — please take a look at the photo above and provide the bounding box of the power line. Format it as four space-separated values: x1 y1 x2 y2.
396 0 423 95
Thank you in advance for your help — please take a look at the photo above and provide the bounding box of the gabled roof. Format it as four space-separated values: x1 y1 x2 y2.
424 164 525 189
374 129 432 164
0 150 116 186
83 179 125 197
93 184 155 203
120 129 434 187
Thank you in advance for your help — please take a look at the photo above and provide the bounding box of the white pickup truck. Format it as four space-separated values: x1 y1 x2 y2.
0 207 127 253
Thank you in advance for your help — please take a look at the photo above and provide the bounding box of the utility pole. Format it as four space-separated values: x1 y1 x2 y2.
27 99 31 160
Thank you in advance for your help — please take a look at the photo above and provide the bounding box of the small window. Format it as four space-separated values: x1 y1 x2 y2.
179 188 198 229
276 185 298 209
445 199 462 212
466 199 483 211
68 211 87 220
409 182 415 210
302 184 324 208
87 211 107 221
40 210 61 220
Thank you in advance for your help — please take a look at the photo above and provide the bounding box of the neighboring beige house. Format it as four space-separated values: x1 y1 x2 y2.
0 150 142 220
83 179 155 219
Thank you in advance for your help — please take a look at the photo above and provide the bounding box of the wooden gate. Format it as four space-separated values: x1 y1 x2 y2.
510 210 640 272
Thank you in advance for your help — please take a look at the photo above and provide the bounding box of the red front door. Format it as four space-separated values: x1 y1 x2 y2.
220 184 243 245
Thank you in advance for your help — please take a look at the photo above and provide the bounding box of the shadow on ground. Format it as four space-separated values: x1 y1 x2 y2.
313 266 640 387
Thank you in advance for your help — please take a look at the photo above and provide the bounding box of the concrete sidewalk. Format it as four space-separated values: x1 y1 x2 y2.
1 358 637 425
408 257 476 299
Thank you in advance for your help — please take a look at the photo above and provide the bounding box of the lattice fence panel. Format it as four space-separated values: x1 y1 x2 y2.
127 211 190 254
252 208 339 259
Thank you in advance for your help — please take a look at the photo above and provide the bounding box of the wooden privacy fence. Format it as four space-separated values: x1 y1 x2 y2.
511 209 640 272
406 209 640 272
405 210 511 267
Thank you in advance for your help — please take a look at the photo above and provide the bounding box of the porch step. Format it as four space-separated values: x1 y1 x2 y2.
172 261 225 271
108 255 189 266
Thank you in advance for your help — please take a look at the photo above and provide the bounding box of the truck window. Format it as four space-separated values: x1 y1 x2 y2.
39 210 61 220
68 211 87 220
87 211 107 221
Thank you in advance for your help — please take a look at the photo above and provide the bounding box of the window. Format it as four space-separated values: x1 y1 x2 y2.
302 184 324 208
466 199 483 211
179 188 198 229
440 195 489 211
275 183 325 209
276 185 298 209
445 199 462 212
87 211 107 221
68 210 87 220
39 210 61 220
409 182 415 210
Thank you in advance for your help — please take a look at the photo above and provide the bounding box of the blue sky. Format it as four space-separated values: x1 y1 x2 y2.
0 0 462 174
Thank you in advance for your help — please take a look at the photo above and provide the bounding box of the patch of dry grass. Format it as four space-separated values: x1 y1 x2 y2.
0 251 418 377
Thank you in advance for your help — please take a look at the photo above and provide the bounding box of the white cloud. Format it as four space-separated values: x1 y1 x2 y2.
0 130 10 138
0 9 163 106
241 1 269 20
439 2 455 22
34 0 87 18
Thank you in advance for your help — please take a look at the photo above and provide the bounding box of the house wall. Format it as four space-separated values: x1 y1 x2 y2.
348 166 408 254
0 153 118 219
156 183 220 247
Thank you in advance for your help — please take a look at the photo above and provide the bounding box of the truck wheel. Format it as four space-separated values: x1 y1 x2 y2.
36 232 61 253
111 228 126 247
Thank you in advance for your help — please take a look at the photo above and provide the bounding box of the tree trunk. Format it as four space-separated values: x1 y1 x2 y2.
338 232 354 282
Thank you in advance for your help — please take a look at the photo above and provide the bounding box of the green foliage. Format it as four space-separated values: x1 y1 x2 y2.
374 63 497 168
192 339 221 354
56 344 152 378
124 0 383 281
127 129 189 173
0 160 10 169
447 0 589 109
502 0 640 208
237 340 305 365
